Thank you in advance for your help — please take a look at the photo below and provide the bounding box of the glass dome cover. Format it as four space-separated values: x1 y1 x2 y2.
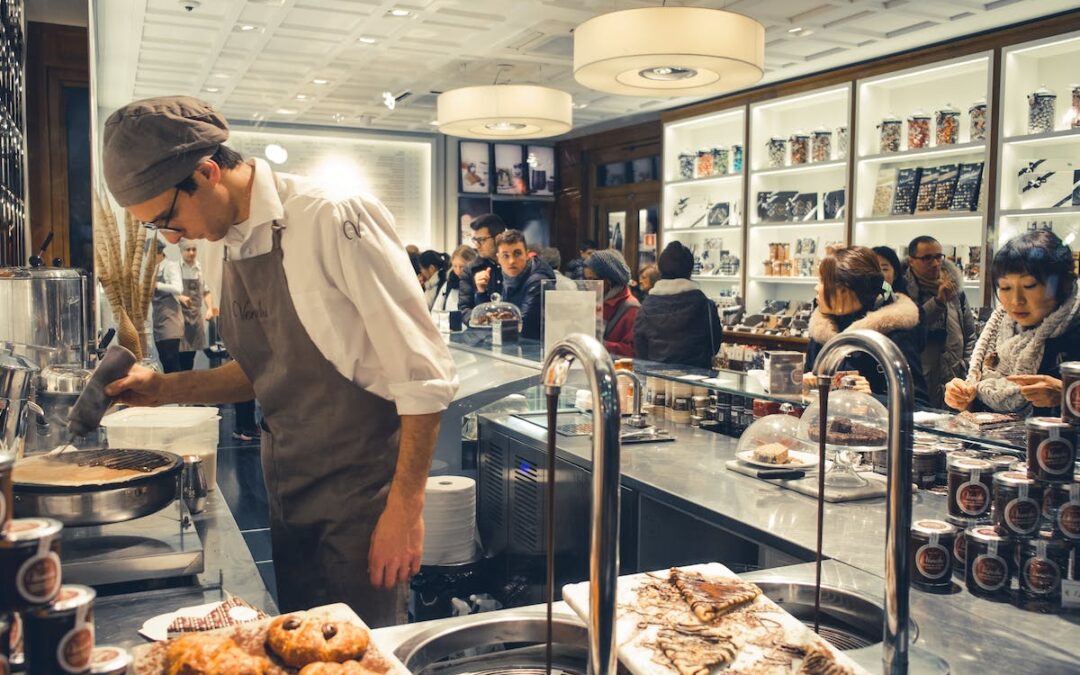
796 387 889 452
468 293 522 327
735 413 806 457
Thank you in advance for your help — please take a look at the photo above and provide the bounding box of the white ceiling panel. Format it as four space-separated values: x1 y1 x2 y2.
93 0 1080 134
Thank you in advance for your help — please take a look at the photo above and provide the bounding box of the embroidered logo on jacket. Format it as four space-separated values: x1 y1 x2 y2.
342 220 363 241
231 300 270 321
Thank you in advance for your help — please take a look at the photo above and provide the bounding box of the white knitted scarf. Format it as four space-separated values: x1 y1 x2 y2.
966 287 1080 412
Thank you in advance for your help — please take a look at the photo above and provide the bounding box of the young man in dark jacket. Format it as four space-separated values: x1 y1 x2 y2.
475 229 554 339
634 242 722 368
458 213 506 317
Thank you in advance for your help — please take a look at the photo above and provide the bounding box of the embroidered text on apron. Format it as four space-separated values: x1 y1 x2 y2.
152 265 184 342
180 271 208 352
217 225 406 627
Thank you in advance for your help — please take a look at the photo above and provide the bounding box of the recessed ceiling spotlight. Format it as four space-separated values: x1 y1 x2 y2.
428 120 440 126
276 108 298 115
358 36 377 44
264 143 288 164
204 87 220 93
382 91 396 111
572 102 588 109
239 24 257 31
387 8 411 17
295 94 308 100
788 26 803 33
211 72 230 79
313 78 330 85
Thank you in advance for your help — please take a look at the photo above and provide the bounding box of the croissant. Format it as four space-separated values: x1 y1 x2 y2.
165 634 269 675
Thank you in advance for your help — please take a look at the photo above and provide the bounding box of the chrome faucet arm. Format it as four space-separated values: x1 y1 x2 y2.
615 370 647 428
542 334 621 675
812 329 916 675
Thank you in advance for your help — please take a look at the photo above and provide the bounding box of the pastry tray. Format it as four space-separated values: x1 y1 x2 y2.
129 603 410 675
562 563 871 675
726 459 888 502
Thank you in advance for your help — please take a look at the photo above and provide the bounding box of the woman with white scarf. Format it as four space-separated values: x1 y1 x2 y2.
945 230 1080 416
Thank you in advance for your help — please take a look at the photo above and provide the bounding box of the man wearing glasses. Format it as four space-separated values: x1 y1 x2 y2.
98 96 458 627
474 229 554 339
903 235 976 408
457 213 506 318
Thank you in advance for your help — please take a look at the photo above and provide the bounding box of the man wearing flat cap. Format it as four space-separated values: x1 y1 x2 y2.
102 96 458 626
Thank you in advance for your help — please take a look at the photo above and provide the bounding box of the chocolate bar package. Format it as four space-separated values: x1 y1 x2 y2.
933 164 959 211
891 167 923 215
792 193 819 221
756 191 772 222
949 162 984 212
764 191 798 222
872 169 897 216
708 202 731 227
822 189 846 220
914 166 939 213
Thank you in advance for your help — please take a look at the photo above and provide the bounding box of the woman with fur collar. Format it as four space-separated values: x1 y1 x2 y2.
945 230 1080 417
804 246 928 405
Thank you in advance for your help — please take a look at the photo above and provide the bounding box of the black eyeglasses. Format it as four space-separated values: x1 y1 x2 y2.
142 188 183 234
911 253 945 263
472 235 493 246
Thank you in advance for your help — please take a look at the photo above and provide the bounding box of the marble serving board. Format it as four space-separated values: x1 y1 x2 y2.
130 603 410 675
562 563 871 675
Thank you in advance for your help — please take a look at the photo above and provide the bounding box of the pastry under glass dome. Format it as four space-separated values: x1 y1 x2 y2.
735 413 805 459
797 387 889 487
467 293 522 327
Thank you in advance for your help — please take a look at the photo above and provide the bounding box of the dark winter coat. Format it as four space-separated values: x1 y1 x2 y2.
458 256 503 315
804 293 930 406
633 279 722 368
475 257 555 339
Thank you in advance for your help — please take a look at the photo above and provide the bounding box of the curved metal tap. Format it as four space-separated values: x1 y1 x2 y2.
812 329 946 675
615 370 648 428
541 334 621 675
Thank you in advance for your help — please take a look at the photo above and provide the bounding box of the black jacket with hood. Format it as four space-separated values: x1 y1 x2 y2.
633 279 722 368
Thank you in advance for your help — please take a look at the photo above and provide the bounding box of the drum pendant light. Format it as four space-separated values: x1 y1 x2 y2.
574 7 765 97
437 85 573 139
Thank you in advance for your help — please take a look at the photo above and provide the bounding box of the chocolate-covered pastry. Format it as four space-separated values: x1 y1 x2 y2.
266 612 370 667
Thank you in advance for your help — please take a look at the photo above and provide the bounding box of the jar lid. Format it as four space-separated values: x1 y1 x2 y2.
769 137 787 143
909 110 930 119
882 113 900 122
813 126 831 134
993 470 1036 487
1021 530 1068 551
987 454 1017 469
1010 461 1028 473
970 98 987 108
968 525 1010 543
790 131 809 139
913 446 943 457
1060 361 1080 376
947 450 979 460
937 103 959 114
947 456 992 472
40 585 95 614
1026 416 1073 431
90 645 132 674
3 518 63 543
1032 85 1055 97
912 519 958 537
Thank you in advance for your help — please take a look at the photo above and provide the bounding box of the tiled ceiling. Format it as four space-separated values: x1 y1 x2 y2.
93 0 1078 135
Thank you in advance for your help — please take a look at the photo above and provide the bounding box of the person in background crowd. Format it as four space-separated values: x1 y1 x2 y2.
418 250 451 310
458 213 506 316
871 246 909 297
408 249 422 280
178 239 217 371
804 246 928 404
945 230 1080 417
566 238 598 280
539 246 577 291
636 264 661 300
151 238 186 373
584 248 638 357
475 230 554 339
526 242 542 259
431 245 475 313
903 235 976 408
634 242 721 368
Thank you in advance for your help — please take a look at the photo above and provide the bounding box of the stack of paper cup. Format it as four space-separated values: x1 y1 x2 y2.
421 475 477 566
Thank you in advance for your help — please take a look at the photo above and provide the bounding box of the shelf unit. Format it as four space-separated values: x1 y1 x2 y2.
661 107 746 293
997 31 1080 251
852 53 993 306
746 84 851 313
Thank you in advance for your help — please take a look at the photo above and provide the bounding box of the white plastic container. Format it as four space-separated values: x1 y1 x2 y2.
101 407 221 490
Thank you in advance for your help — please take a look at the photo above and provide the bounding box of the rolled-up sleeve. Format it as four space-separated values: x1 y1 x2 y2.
322 196 459 415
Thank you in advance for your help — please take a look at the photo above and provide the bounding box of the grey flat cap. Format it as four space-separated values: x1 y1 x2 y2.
103 96 229 207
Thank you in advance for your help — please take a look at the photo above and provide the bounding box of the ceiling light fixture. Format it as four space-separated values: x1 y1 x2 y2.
204 87 220 93
573 7 764 97
211 72 230 79
276 108 298 115
572 102 588 110
382 91 397 110
264 144 288 164
313 78 330 85
437 84 572 139
238 24 258 31
358 36 377 44
788 26 803 34
388 8 411 17
296 94 307 100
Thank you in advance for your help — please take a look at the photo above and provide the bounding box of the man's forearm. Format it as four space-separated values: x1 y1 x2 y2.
386 412 441 516
163 360 255 404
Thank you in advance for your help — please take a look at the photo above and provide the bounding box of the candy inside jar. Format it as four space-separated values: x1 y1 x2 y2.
766 138 787 168
878 115 901 153
731 144 744 173
969 99 987 142
935 104 959 145
710 146 729 176
678 152 695 180
836 126 848 159
907 111 930 149
789 133 810 165
1028 85 1056 135
1071 84 1080 129
811 128 832 163
695 149 714 178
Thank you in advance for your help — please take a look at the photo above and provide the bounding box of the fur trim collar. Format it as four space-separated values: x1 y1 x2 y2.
649 278 700 296
808 294 919 343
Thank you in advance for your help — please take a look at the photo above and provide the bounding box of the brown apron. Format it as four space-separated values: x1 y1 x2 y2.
180 273 208 352
217 224 406 626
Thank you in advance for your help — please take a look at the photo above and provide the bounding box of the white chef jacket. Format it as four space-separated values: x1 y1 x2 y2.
223 158 459 415
156 260 183 296
180 259 202 281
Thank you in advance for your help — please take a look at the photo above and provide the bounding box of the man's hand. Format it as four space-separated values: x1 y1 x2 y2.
944 377 977 411
104 364 169 406
936 274 955 303
179 294 192 308
1007 374 1062 409
368 500 423 589
474 268 491 294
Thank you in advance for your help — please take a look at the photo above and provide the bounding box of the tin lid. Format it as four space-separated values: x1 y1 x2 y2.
90 645 132 674
3 518 63 543
1027 416 1073 431
968 525 1010 544
43 585 95 614
912 519 958 537
947 450 979 461
993 470 1036 487
1060 361 1080 376
1010 461 1028 473
913 446 944 457
1021 530 1068 552
937 103 959 114
947 456 992 472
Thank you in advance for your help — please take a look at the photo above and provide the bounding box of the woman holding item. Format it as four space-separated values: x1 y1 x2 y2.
804 246 928 404
945 230 1080 416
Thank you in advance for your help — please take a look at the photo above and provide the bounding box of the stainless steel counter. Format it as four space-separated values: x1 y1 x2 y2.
93 491 277 649
480 412 1080 670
